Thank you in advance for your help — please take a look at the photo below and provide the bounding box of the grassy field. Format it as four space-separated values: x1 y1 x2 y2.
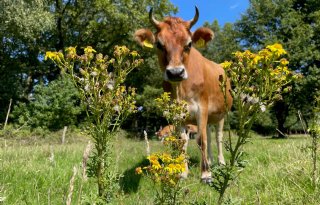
0 129 319 204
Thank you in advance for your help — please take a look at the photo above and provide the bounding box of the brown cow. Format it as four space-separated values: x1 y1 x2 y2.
134 7 232 183
156 124 198 142
186 124 198 139
155 125 175 142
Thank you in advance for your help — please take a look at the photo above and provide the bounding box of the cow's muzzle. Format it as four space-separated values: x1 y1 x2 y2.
165 67 187 82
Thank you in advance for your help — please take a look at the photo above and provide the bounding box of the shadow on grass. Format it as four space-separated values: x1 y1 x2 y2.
188 156 200 168
120 158 149 194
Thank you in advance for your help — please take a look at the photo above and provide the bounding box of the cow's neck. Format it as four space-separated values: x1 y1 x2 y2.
166 81 186 101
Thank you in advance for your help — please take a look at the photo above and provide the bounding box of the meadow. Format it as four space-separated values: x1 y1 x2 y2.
0 129 319 204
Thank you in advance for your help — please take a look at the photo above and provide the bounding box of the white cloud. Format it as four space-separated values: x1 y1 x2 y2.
230 4 239 10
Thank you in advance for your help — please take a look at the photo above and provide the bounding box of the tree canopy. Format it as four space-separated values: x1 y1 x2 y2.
234 0 320 135
1 0 319 134
0 0 176 124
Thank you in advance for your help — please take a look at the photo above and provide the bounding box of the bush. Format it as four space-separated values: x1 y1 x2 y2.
252 109 277 136
12 77 83 130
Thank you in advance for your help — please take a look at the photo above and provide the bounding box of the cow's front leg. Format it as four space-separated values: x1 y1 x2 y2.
215 118 225 165
180 127 189 179
196 106 211 183
206 125 213 166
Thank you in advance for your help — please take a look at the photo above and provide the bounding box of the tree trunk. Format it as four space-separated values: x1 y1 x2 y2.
274 100 289 138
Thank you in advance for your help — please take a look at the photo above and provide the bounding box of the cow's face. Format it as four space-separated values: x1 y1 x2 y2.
134 7 214 83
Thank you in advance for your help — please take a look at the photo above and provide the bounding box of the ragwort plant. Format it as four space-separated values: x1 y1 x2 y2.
214 43 299 204
45 46 143 202
136 92 189 205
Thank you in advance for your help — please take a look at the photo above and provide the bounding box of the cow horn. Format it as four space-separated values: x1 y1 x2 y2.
188 6 199 28
149 7 160 28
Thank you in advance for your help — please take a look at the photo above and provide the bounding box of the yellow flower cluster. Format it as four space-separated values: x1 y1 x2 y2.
84 46 96 54
266 43 287 57
164 136 176 142
220 43 298 112
136 153 186 186
222 43 288 69
45 51 63 62
148 153 186 174
139 92 190 199
45 45 142 122
155 92 189 126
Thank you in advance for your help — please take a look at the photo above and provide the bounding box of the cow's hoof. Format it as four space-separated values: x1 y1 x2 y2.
201 177 212 185
219 161 226 166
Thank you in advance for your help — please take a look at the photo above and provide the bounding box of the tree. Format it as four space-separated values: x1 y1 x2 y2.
202 20 240 63
1 0 176 127
43 0 177 128
0 0 54 123
44 0 177 75
234 0 320 137
12 78 83 130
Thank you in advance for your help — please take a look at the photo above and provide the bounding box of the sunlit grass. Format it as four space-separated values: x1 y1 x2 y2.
0 131 319 204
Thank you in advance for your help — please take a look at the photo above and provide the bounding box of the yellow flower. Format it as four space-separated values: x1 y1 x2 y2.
175 163 185 173
84 46 96 54
160 153 172 163
165 163 177 174
148 154 162 170
65 47 77 60
234 51 244 59
148 154 158 161
65 46 76 55
165 136 176 142
252 55 262 65
266 43 287 57
114 45 130 56
243 50 253 58
174 154 185 163
152 161 162 170
135 167 143 174
279 58 289 66
163 163 185 174
130 51 139 57
220 61 232 68
270 69 279 77
258 49 272 60
45 51 60 61
95 53 104 63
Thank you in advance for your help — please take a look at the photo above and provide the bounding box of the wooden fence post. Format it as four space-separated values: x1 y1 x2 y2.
4 99 12 130
62 126 68 144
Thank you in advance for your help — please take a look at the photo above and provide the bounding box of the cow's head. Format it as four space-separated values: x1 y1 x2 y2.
134 7 214 82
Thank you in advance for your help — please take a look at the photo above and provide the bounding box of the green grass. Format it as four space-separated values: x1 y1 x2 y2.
0 129 319 204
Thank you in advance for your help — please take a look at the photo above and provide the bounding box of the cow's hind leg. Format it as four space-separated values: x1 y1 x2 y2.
215 118 225 165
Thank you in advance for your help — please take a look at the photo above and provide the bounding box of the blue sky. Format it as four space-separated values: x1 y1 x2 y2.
170 0 249 28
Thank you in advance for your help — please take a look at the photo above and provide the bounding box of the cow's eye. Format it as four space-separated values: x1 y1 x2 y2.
157 42 164 50
184 42 192 52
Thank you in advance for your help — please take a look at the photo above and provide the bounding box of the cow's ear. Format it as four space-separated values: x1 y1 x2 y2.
192 27 214 48
134 29 155 49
